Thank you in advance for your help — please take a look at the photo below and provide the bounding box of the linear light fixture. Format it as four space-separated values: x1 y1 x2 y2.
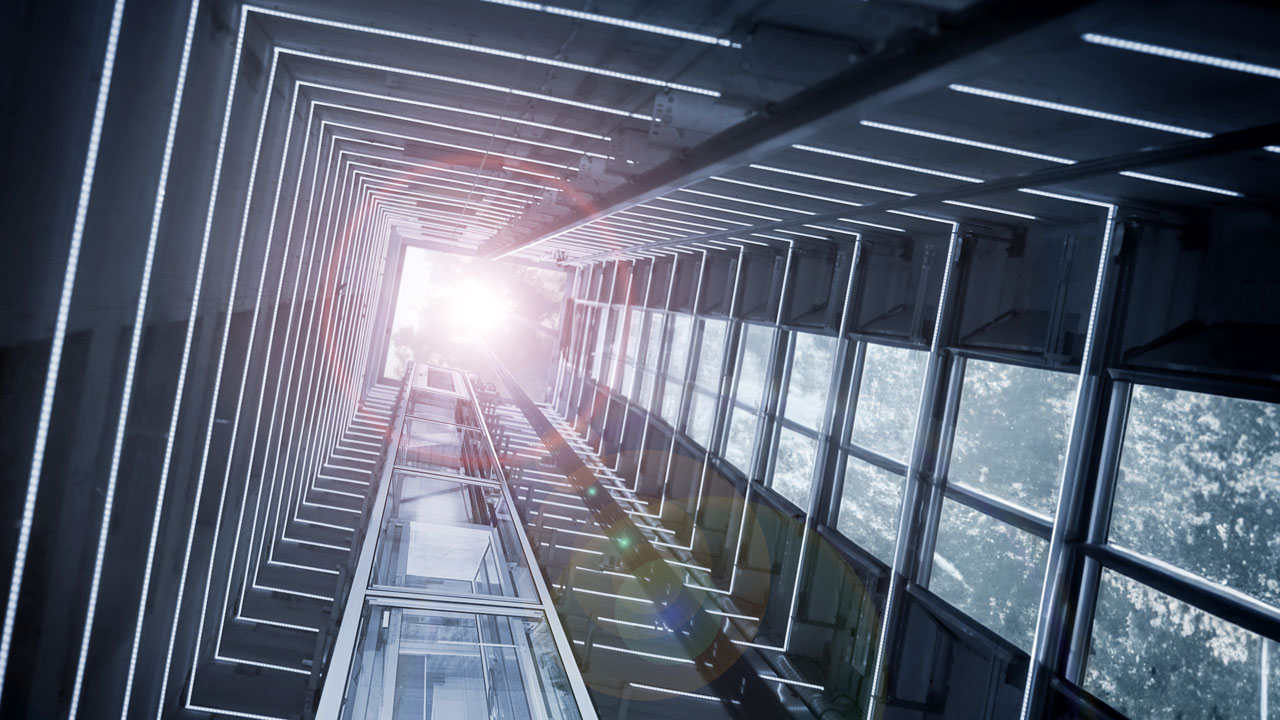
479 0 740 47
251 6 719 96
942 199 1038 219
282 48 653 121
862 118 1246 197
1082 33 1280 79
860 120 1078 164
750 164 917 196
950 83 1212 138
793 144 985 182
2 0 128 706
1117 170 1242 197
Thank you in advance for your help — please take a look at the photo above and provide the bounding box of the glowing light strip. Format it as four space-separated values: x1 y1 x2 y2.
793 143 985 182
1019 202 1118 720
235 115 334 617
950 83 1212 138
860 120 1077 163
862 118 1262 191
679 187 814 215
941 200 1038 219
1082 33 1280 79
318 111 575 170
281 48 652 120
630 203 750 227
478 0 740 47
628 683 723 701
308 89 608 158
1117 170 1241 196
168 87 315 718
250 6 718 96
760 675 824 691
710 175 862 205
502 164 563 180
655 195 780 221
176 44 283 711
570 639 695 664
749 164 916 196
296 79 609 140
114 0 203 713
0 0 127 703
337 138 548 193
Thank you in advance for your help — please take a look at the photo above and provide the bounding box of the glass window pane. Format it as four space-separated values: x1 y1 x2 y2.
949 360 1076 515
695 319 727 391
851 344 927 461
398 418 490 479
772 427 818 510
660 315 692 420
1109 386 1280 606
783 332 837 430
409 390 477 427
929 501 1047 650
643 312 663 370
836 456 904 565
734 324 774 410
375 472 536 600
341 606 582 720
724 404 758 473
1086 570 1274 720
590 309 607 380
687 390 716 449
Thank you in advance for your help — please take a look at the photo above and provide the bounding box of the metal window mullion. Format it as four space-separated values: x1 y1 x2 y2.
815 241 862 527
1063 380 1131 683
1020 207 1125 720
866 224 965 720
915 353 967 585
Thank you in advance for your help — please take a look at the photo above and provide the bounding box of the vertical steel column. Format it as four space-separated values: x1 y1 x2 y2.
1020 207 1124 719
865 224 964 720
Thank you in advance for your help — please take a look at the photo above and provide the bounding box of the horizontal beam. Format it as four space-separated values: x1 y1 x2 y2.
484 0 1105 260
567 119 1280 263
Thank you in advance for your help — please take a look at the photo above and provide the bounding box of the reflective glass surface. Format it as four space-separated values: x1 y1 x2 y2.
660 315 692 420
850 344 927 461
724 405 758 472
1109 386 1280 606
835 456 904 564
1086 570 1277 720
375 472 536 600
783 332 837 430
949 360 1076 515
734 324 774 411
929 500 1047 650
408 390 476 427
398 418 490 479
685 320 728 448
773 427 818 510
342 605 582 720
696 319 727 389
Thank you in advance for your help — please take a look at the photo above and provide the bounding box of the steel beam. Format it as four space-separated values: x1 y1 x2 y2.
565 119 1280 264
484 0 1105 260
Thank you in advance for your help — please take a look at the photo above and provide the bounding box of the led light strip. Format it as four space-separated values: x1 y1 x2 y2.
862 118 1242 197
478 0 740 47
250 5 719 96
1082 33 1280 79
305 84 610 157
950 83 1212 138
0 0 128 704
793 143 985 182
112 0 204 713
296 78 610 140
859 120 1077 164
281 47 653 120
